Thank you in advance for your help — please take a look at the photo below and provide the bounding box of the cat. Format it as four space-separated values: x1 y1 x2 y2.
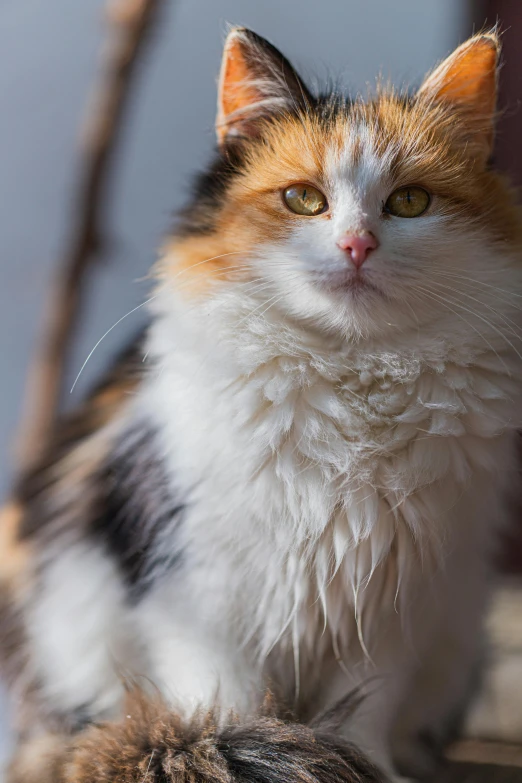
1 25 522 783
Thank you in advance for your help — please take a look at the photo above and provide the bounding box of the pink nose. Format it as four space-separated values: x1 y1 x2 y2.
337 231 378 269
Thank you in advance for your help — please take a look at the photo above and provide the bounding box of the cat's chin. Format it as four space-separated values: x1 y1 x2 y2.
317 272 384 298
333 279 382 297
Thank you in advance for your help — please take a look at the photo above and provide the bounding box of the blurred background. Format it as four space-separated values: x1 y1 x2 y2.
0 0 521 772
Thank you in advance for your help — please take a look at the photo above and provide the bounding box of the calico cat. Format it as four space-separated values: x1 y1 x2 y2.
1 26 522 783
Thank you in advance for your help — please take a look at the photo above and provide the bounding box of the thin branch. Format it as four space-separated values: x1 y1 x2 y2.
17 0 165 472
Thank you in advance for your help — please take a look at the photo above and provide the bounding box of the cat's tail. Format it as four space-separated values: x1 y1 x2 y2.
7 690 386 783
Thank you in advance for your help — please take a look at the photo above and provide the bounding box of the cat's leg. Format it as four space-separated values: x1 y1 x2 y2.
134 591 262 717
389 534 490 779
0 508 132 781
25 542 260 723
390 638 482 780
20 541 136 724
389 588 486 778
311 638 414 782
311 547 488 782
4 549 262 781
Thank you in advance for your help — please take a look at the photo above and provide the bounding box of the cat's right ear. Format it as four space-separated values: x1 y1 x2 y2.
417 32 500 164
216 27 312 147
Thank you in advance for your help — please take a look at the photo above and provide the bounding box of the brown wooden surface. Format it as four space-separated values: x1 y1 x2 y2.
439 761 522 782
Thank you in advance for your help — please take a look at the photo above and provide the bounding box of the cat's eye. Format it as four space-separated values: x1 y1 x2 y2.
384 186 430 218
283 184 328 216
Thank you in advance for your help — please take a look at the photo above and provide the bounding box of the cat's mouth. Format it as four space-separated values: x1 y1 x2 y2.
318 272 383 297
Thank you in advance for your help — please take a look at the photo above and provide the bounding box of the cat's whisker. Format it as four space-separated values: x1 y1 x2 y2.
430 265 522 302
70 295 159 394
161 264 250 290
428 279 522 342
410 285 510 371
71 253 250 393
429 267 522 300
236 292 288 326
428 273 522 314
427 287 522 363
424 273 522 312
252 293 295 322
158 252 250 292
239 280 277 296
410 285 499 361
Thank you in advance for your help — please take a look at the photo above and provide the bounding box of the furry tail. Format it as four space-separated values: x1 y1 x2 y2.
7 691 385 783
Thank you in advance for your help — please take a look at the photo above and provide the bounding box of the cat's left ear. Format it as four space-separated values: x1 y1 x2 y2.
216 27 312 147
417 32 500 164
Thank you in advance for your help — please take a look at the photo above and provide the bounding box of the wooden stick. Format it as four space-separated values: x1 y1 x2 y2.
17 0 165 472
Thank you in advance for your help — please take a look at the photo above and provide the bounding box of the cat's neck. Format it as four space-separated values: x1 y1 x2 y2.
144 285 520 516
146 283 512 390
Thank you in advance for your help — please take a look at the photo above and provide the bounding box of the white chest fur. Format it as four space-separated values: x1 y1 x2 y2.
145 295 521 671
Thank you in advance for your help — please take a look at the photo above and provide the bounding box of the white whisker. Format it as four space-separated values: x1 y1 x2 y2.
411 285 509 370
429 279 522 342
426 285 522 364
70 296 158 394
71 251 248 394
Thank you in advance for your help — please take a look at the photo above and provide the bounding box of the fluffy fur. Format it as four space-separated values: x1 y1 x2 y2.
7 691 383 783
2 27 522 782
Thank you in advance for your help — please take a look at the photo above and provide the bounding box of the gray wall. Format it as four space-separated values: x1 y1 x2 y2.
0 0 471 769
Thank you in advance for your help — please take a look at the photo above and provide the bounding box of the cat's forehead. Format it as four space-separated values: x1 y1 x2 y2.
319 97 450 194
245 96 441 194
324 115 395 199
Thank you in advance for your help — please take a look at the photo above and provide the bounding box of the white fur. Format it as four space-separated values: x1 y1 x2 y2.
27 543 132 719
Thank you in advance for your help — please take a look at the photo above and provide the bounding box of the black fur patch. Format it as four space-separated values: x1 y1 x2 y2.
173 147 249 238
92 423 185 600
15 333 185 599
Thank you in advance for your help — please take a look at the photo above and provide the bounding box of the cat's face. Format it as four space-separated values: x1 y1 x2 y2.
163 29 522 343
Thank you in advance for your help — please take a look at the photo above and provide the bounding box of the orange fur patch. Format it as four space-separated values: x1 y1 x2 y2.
0 502 29 586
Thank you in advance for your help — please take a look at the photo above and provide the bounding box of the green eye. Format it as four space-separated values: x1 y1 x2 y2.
283 184 327 216
385 186 430 218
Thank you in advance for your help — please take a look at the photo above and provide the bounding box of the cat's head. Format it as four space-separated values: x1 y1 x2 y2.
162 28 522 344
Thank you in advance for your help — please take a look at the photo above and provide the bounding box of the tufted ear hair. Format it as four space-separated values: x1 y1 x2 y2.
417 32 500 165
216 27 312 147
